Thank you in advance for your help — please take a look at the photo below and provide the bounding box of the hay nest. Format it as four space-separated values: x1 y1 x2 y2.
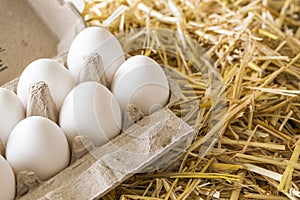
82 0 300 199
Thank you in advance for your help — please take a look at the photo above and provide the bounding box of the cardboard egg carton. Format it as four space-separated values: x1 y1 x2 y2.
1 1 195 199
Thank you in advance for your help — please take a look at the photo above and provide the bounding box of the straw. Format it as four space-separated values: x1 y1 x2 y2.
82 0 300 199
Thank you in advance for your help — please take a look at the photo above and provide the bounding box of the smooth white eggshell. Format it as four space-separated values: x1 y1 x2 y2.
67 26 125 86
111 55 170 115
0 155 15 200
0 88 25 146
60 82 122 146
17 58 75 110
6 116 70 181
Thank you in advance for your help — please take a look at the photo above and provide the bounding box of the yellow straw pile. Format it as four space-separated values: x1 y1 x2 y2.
82 0 300 199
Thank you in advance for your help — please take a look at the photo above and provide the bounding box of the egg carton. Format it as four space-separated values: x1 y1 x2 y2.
2 62 196 199
0 1 200 199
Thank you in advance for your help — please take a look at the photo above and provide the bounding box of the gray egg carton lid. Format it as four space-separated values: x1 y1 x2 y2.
0 0 86 86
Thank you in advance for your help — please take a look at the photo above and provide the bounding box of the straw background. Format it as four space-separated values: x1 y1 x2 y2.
82 0 300 199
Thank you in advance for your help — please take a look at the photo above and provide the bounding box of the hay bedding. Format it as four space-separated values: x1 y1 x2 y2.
81 0 300 199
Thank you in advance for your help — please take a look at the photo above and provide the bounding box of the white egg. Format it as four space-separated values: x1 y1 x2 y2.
6 116 70 181
60 82 122 146
0 88 25 146
0 155 15 200
17 58 75 110
111 55 170 115
67 26 125 86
